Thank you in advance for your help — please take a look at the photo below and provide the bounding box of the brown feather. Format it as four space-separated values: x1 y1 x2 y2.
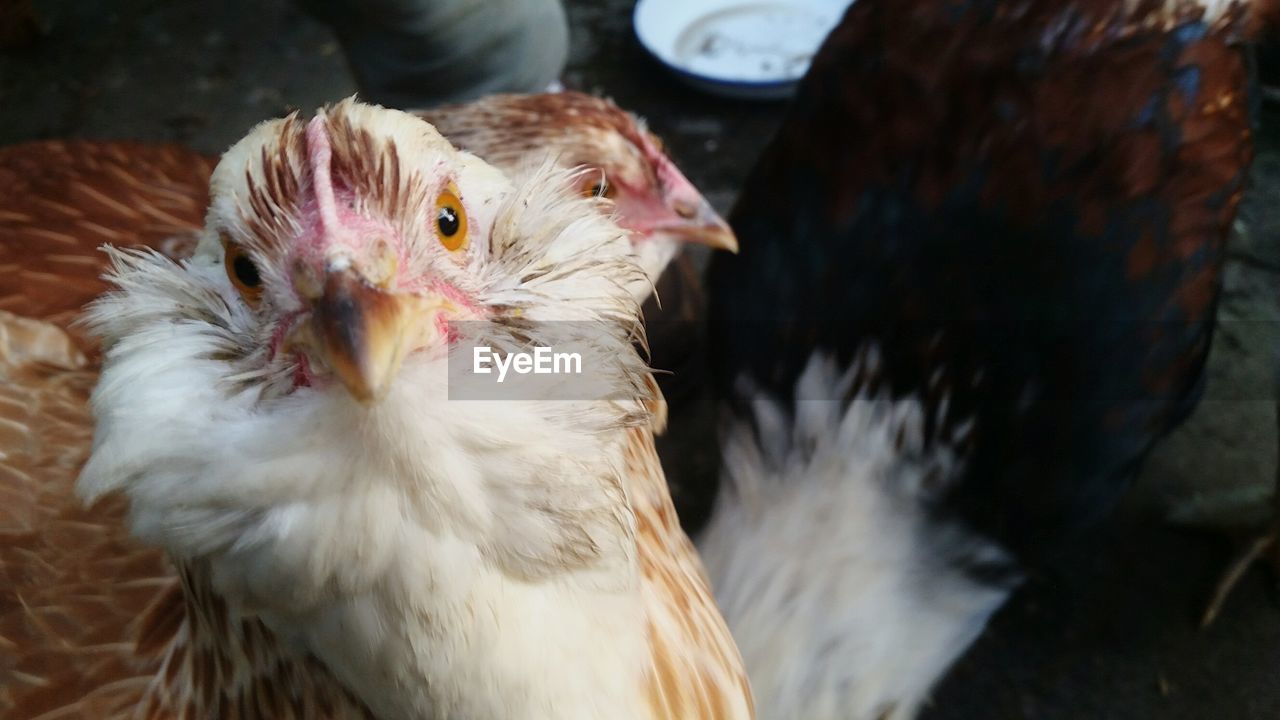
0 142 375 718
420 91 661 173
0 141 213 352
624 379 754 719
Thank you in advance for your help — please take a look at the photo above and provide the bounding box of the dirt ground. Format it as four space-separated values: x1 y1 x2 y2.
3 1 1278 717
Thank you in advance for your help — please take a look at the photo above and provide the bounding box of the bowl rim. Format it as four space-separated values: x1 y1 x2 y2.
632 0 838 90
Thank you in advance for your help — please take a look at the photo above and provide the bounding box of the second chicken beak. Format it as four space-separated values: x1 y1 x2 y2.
668 197 739 253
310 269 413 403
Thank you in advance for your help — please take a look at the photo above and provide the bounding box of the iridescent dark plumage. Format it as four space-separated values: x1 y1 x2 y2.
709 0 1272 564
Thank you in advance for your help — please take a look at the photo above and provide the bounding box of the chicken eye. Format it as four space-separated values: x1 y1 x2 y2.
223 239 263 304
581 174 615 199
435 185 468 252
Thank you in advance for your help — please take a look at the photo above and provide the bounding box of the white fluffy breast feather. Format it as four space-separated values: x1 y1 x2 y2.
77 158 656 720
629 235 679 302
696 353 1017 720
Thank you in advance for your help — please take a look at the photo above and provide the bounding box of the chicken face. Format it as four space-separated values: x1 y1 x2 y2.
566 122 735 282
421 92 737 285
566 122 732 244
146 99 642 407
204 108 504 403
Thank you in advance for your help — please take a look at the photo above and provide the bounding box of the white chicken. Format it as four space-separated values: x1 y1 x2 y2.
1 100 752 720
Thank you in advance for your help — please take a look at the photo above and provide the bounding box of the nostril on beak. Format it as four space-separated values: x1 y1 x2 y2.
674 200 698 219
368 236 399 289
293 258 323 301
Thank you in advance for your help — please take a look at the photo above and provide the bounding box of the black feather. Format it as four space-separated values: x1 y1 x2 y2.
708 0 1256 563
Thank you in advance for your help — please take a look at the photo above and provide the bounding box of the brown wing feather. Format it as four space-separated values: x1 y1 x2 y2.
0 143 375 719
625 380 754 719
0 141 213 351
0 310 169 718
131 563 374 720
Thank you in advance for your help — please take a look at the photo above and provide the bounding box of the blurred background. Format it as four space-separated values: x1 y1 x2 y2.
3 0 1280 716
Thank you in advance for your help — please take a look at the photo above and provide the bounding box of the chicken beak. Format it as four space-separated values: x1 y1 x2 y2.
666 197 739 253
309 269 413 404
651 156 738 253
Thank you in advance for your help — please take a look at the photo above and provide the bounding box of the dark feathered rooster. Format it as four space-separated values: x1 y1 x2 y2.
698 1 1276 717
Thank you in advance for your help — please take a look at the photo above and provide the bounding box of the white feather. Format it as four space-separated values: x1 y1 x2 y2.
698 353 1017 720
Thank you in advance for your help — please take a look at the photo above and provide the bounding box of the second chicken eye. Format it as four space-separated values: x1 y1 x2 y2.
581 175 615 199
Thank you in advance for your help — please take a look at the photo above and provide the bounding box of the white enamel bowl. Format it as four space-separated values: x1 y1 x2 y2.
633 0 855 100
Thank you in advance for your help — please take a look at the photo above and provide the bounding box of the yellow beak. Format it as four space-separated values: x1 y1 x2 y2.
309 269 413 403
665 197 739 253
